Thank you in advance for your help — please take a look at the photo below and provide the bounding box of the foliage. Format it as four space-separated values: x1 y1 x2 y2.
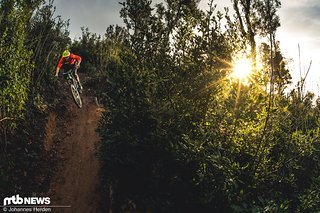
94 0 320 212
71 25 129 94
71 27 102 73
97 0 231 211
27 0 71 105
0 0 70 197
0 109 52 199
0 0 34 131
0 0 70 130
1 0 320 212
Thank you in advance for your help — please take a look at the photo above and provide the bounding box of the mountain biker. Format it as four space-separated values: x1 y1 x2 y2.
55 50 83 90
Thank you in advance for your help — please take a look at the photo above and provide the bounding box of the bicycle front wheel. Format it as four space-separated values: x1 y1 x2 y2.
70 83 82 108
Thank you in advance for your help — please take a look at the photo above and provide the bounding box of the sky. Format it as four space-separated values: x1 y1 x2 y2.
53 0 320 95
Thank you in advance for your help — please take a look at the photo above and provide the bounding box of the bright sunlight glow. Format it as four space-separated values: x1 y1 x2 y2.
232 58 253 80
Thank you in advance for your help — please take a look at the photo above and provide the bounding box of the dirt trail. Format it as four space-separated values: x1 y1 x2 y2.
44 89 105 213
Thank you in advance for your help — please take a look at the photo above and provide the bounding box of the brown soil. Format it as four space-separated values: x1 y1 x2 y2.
44 87 105 213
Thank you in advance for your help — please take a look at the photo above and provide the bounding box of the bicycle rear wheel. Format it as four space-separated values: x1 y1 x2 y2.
70 83 82 108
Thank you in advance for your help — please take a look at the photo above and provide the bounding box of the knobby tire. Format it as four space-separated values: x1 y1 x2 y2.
70 83 82 108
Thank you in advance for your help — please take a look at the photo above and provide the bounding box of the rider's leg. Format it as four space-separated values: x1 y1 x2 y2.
73 67 83 90
75 73 83 89
60 64 71 80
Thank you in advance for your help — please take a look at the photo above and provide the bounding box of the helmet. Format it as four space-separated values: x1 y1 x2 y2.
62 50 70 58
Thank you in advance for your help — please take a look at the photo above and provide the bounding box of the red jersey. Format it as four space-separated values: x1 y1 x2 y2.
57 53 81 69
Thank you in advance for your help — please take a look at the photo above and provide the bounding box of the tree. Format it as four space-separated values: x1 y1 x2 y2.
72 0 320 211
27 0 70 105
0 0 72 198
0 0 33 132
98 0 233 211
231 0 281 65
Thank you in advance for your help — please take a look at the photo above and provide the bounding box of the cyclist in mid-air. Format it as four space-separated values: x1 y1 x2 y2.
55 50 83 90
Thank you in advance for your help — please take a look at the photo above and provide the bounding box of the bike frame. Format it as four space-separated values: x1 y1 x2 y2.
63 69 83 108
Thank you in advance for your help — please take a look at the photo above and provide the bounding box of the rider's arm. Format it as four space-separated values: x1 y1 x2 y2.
55 67 60 77
77 56 82 65
55 58 64 76
73 54 82 67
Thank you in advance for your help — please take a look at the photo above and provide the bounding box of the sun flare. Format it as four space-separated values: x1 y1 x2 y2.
232 58 253 80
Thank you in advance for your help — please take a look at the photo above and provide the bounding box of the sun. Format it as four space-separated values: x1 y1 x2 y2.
232 57 253 80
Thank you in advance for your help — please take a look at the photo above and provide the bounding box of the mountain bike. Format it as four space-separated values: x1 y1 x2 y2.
63 69 83 108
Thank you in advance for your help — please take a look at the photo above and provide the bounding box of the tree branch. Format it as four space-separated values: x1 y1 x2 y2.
0 117 15 122
232 0 246 38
